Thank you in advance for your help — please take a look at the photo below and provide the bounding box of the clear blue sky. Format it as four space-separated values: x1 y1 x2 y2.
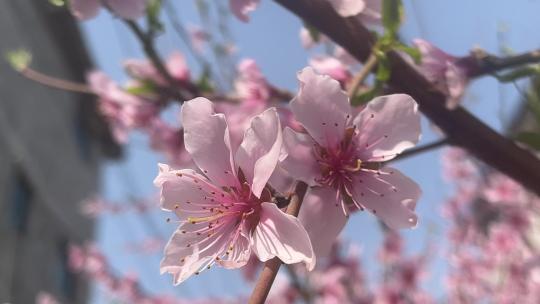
79 0 540 301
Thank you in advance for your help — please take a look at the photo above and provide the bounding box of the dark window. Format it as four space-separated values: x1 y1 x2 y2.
56 239 77 300
9 170 33 234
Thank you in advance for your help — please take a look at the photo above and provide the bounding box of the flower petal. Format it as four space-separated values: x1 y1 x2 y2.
236 108 282 198
291 67 351 148
298 187 348 259
70 0 100 20
353 94 421 161
229 0 260 22
251 202 315 270
182 97 238 188
280 127 320 186
351 167 420 229
106 0 147 20
327 0 366 17
218 223 251 269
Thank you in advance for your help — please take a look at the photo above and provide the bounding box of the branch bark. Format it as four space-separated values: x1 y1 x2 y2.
273 0 540 196
248 181 309 304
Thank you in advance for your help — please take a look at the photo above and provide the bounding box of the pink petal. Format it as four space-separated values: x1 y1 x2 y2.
166 51 190 81
236 108 282 198
251 202 315 270
353 94 421 162
154 164 221 220
327 0 366 17
280 127 320 186
181 97 238 188
352 167 420 229
218 223 251 269
291 67 352 148
161 216 243 284
359 0 382 25
309 55 351 84
229 0 260 22
70 0 100 20
106 0 147 20
298 187 348 258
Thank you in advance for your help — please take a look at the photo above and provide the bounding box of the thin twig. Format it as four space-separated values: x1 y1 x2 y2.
123 20 178 89
470 49 540 78
248 181 309 304
19 68 94 95
391 138 449 162
347 52 377 97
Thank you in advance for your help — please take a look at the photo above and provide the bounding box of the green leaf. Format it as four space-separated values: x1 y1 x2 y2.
125 81 157 95
375 57 391 82
303 21 320 44
196 65 214 94
146 0 163 34
396 44 422 64
494 65 540 83
382 0 403 38
5 49 32 71
515 132 540 150
351 82 384 106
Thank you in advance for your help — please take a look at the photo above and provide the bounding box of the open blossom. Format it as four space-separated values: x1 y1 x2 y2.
413 39 470 109
70 0 147 20
281 67 421 257
87 71 159 143
155 97 314 284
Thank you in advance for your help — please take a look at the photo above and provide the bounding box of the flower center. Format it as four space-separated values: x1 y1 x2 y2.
314 127 361 192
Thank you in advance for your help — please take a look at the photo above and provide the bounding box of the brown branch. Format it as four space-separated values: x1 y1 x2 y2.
469 49 540 78
273 0 540 196
248 181 309 304
19 68 94 95
391 138 449 162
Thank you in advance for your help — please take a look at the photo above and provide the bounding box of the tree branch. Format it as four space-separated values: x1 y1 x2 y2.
248 181 309 304
391 138 449 162
273 0 540 196
469 49 540 78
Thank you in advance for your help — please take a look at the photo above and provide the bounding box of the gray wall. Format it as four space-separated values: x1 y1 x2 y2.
0 1 117 303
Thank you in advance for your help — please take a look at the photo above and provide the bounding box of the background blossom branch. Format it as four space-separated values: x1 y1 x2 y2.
273 0 540 196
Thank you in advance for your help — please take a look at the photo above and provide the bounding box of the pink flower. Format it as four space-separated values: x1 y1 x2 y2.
155 97 314 284
309 55 352 85
87 71 159 143
70 0 147 20
234 58 270 103
229 0 260 22
124 52 190 87
147 119 192 168
281 67 421 257
327 0 381 25
483 173 527 206
413 39 470 109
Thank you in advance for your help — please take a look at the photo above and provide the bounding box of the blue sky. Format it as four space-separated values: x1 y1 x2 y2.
78 0 540 301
